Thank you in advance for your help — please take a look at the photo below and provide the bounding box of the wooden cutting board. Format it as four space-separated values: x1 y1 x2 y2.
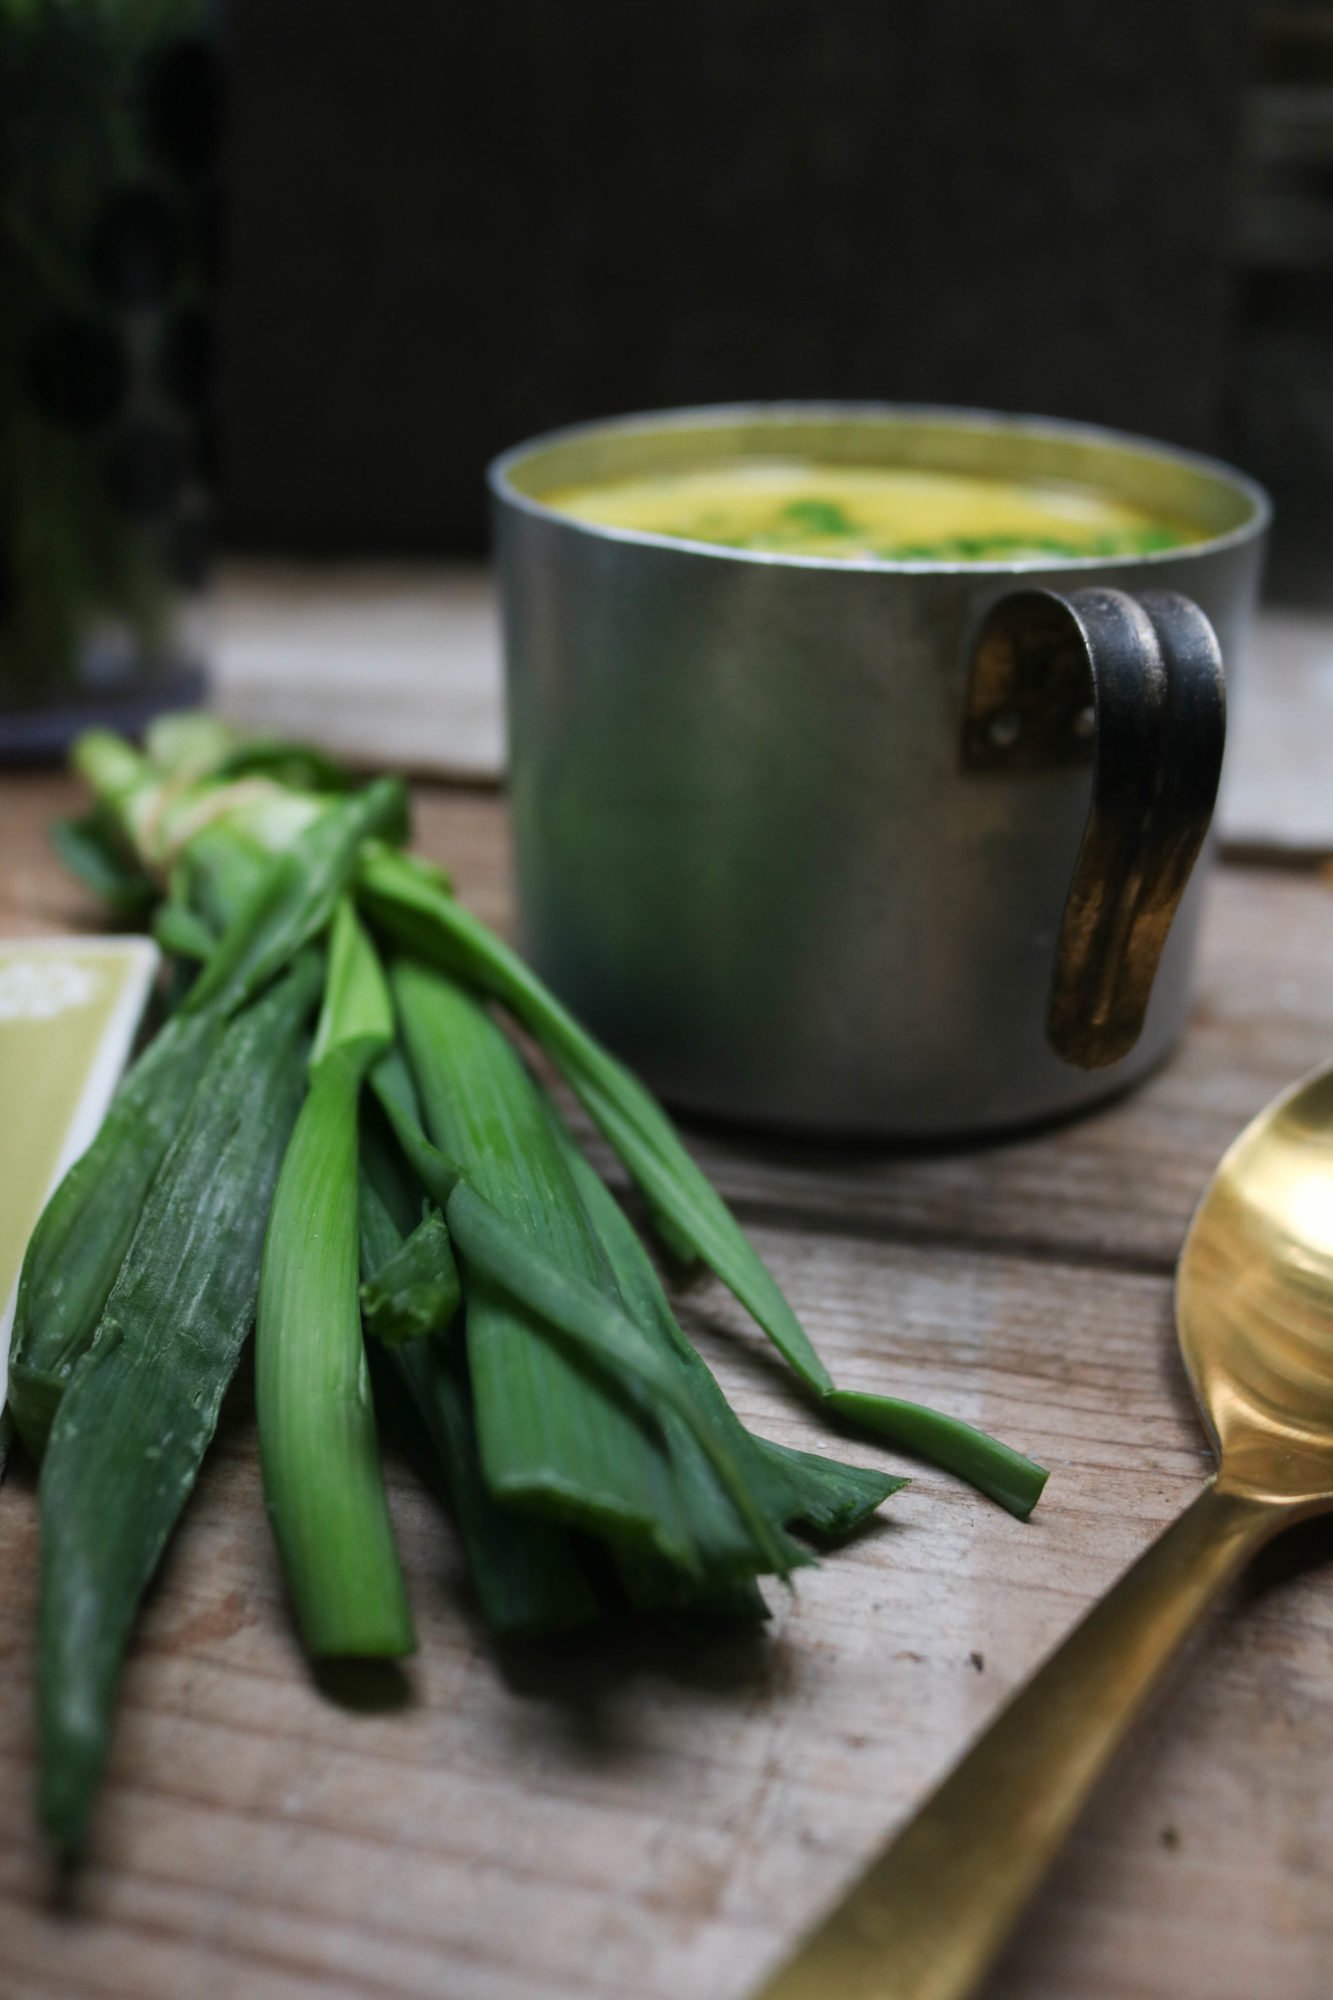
1 774 1331 2000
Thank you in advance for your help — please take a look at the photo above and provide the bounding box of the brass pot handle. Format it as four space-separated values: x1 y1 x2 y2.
963 586 1227 1069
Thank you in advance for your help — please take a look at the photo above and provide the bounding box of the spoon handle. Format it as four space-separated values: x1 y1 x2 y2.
753 1480 1277 2000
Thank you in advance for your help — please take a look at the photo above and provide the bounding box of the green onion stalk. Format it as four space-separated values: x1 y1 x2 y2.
255 900 416 1659
37 953 321 1855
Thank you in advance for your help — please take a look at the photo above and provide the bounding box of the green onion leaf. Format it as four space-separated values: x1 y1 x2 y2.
825 1390 1047 1520
392 960 799 1578
38 954 320 1855
256 904 415 1660
152 901 218 964
359 1155 599 1635
446 1178 795 1581
390 961 701 1571
8 1005 228 1457
553 1111 906 1544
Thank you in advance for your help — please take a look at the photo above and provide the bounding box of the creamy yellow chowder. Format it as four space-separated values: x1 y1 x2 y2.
543 460 1201 564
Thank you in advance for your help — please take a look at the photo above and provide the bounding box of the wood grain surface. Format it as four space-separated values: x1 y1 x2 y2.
1 770 1331 2000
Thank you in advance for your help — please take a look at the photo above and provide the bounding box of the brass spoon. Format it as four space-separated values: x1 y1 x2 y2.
754 1062 1333 2000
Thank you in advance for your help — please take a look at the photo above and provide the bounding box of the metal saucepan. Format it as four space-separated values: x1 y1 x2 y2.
490 404 1269 1137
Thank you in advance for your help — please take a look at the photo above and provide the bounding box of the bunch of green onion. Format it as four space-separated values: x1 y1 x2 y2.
6 716 1047 1858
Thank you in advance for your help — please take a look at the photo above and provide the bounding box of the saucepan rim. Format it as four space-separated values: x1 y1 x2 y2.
487 400 1272 576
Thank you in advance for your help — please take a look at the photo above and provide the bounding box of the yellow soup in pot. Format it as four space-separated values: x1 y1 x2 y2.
543 460 1203 563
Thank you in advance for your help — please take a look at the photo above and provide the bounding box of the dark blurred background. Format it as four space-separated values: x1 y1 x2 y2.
218 0 1331 599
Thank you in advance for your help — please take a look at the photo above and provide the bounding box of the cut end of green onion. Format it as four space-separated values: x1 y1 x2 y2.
39 1729 100 1860
360 1207 461 1347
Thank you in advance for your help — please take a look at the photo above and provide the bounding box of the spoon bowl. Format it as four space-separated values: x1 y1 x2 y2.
1179 1064 1333 1508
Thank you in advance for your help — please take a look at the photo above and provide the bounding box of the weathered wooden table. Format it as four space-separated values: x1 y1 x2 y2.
2 748 1331 2000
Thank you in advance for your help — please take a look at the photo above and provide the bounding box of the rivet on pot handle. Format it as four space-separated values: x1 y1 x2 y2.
963 587 1226 1070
